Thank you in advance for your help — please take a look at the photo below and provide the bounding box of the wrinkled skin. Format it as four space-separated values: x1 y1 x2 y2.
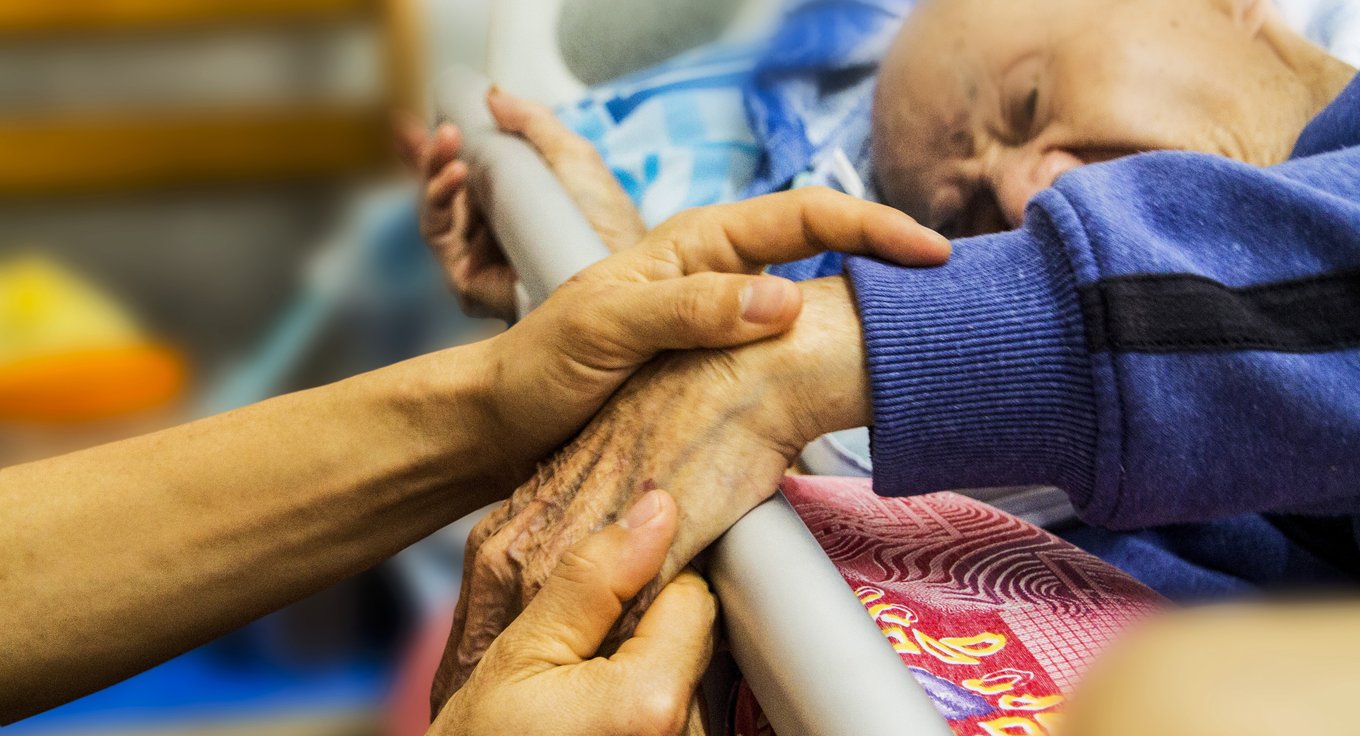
872 0 1356 236
431 277 870 715
432 491 719 736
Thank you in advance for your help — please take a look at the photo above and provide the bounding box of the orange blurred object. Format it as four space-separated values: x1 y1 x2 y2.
0 343 187 424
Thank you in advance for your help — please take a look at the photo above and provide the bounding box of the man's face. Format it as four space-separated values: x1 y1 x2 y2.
872 0 1299 236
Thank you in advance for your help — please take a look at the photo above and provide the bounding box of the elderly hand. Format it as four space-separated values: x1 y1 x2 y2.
395 88 647 319
430 490 716 736
459 187 948 495
433 267 886 709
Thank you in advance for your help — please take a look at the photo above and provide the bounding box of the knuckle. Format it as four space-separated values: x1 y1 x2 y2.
636 689 689 736
662 574 719 632
465 513 503 549
680 578 719 624
563 279 611 308
554 546 604 587
794 185 840 208
562 270 594 288
672 280 725 336
630 239 685 279
699 593 719 631
471 533 516 580
660 207 704 236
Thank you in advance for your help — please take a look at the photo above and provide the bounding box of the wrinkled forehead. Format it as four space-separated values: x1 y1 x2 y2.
871 0 1089 212
880 0 1168 109
884 0 1065 97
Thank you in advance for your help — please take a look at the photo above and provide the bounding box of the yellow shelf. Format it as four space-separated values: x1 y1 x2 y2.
0 0 376 35
0 106 391 196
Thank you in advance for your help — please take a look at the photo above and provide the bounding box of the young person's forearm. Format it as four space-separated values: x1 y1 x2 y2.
0 185 946 723
0 344 501 722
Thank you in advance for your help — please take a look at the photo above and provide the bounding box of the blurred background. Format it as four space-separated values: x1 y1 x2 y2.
6 0 1360 733
0 0 776 733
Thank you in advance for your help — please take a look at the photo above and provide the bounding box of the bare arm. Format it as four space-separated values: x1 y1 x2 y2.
2 189 943 724
0 345 499 721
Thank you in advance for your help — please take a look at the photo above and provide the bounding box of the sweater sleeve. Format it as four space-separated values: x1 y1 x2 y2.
847 143 1360 530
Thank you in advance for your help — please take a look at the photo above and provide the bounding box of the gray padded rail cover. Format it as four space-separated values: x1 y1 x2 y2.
436 67 610 304
434 66 948 736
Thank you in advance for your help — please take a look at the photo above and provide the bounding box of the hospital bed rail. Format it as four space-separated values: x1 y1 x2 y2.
436 67 950 736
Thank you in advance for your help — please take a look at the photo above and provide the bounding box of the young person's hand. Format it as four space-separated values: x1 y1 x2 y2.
394 89 647 319
430 490 715 736
1061 602 1360 736
456 188 950 494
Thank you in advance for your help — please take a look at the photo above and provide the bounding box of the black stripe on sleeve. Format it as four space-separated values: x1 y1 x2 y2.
1080 269 1360 354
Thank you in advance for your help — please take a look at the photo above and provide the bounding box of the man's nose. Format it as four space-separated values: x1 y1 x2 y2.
989 148 1084 229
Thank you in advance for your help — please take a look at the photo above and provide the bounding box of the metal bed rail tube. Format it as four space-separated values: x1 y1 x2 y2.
708 494 951 735
434 66 948 735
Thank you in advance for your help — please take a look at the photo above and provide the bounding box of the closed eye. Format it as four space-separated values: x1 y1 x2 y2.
1006 82 1040 141
998 54 1046 143
1017 86 1038 133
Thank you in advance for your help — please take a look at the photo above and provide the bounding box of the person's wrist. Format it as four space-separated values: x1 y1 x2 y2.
384 342 524 501
759 276 872 446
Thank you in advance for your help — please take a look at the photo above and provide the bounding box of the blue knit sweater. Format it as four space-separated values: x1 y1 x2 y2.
847 73 1360 599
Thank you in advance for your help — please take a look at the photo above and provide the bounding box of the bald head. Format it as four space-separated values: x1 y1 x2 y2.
872 0 1356 236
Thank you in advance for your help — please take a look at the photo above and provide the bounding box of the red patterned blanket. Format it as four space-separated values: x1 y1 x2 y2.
730 476 1165 735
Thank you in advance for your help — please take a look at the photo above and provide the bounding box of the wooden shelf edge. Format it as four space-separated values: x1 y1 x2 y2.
0 107 393 196
0 0 376 36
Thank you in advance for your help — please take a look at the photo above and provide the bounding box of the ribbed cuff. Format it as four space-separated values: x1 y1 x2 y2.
845 210 1099 503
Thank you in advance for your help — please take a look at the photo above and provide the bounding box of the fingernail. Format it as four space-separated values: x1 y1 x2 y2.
618 490 663 530
928 229 952 253
893 215 950 255
740 277 795 323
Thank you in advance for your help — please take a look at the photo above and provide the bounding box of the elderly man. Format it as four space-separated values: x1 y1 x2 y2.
867 0 1360 593
413 0 1360 715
